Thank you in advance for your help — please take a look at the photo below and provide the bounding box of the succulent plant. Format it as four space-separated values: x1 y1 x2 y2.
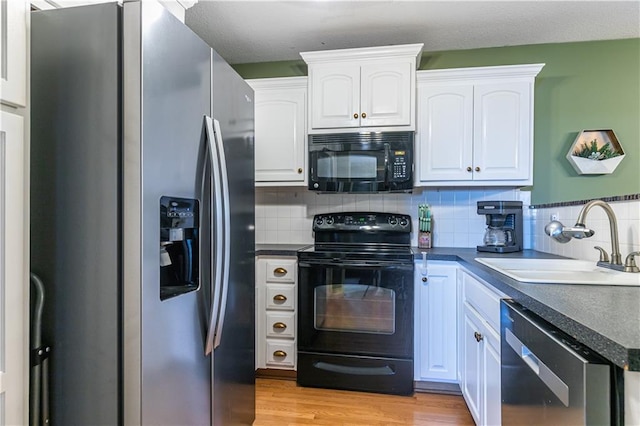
573 139 621 160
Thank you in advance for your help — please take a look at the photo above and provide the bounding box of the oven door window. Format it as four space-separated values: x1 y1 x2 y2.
314 150 385 181
315 284 395 334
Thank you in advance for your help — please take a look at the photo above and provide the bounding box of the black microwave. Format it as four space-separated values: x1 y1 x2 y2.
308 131 414 193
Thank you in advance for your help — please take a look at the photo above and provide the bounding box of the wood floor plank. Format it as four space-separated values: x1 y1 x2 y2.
254 378 474 426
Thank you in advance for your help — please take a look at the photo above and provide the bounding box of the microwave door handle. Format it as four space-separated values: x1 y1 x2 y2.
383 143 390 182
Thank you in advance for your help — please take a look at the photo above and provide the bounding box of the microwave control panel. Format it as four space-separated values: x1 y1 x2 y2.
390 150 410 181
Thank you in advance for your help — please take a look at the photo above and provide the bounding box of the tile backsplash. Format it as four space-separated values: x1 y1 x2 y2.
255 187 533 248
531 199 640 262
255 187 640 262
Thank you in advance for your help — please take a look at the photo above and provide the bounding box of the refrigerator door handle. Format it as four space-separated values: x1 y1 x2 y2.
211 118 231 350
204 115 224 356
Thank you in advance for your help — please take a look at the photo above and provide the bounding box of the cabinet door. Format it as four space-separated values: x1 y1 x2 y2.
309 64 360 129
360 61 412 127
0 0 27 107
461 306 483 425
484 328 502 426
254 85 307 184
415 263 458 381
0 111 26 425
473 82 532 181
417 84 473 182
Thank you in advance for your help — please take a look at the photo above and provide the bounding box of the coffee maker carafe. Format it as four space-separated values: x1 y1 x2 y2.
477 201 523 253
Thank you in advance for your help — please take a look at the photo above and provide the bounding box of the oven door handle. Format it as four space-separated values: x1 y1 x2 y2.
298 260 413 269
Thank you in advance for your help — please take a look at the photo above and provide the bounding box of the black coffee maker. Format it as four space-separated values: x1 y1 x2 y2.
477 201 523 253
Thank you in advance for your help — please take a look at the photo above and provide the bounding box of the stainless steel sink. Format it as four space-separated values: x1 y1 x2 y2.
475 258 640 286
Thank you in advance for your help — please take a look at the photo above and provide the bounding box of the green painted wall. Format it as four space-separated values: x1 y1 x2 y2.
233 39 640 205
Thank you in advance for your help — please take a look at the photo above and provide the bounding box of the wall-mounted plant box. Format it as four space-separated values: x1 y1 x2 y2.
566 129 625 175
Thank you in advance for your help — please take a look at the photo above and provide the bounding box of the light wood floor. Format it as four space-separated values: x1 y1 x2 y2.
254 378 475 426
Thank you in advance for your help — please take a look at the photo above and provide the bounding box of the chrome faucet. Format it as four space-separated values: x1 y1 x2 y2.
545 199 639 273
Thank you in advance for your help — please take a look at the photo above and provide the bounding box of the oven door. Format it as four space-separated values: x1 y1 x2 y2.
298 258 414 359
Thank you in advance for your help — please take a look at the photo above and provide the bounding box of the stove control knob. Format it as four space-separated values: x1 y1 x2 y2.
315 217 324 226
399 218 409 227
388 216 398 226
325 216 334 225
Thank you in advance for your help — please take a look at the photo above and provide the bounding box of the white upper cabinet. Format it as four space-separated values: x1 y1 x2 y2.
416 64 544 186
248 77 307 186
417 84 474 181
473 82 532 181
360 61 413 127
0 0 27 107
309 64 360 129
301 44 423 134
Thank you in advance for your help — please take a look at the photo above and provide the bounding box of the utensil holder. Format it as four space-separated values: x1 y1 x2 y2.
418 231 431 249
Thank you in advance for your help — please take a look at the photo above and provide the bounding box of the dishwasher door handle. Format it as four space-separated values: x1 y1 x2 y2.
505 328 570 407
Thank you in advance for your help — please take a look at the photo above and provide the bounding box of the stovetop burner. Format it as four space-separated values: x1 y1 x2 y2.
299 212 413 262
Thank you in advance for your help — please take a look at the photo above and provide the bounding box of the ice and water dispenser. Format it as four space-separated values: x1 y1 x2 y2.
160 196 199 301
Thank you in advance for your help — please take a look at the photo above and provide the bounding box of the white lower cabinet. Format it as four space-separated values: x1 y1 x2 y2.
459 269 505 426
255 256 297 371
414 260 458 383
484 329 502 426
461 305 483 421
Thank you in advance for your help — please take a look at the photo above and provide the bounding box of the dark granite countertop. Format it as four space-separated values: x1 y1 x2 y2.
255 244 310 256
414 247 640 371
256 244 640 371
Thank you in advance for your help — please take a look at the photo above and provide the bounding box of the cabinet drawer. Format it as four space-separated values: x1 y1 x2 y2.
265 285 295 310
265 340 296 367
265 312 295 339
463 272 502 332
265 259 296 283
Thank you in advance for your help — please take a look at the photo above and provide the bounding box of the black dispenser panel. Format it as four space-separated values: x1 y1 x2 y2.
160 196 199 301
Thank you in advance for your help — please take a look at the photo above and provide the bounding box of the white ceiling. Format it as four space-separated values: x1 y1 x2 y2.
185 1 640 65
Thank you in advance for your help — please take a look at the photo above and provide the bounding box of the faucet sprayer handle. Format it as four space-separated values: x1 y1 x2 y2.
545 220 571 243
593 246 610 262
624 252 640 273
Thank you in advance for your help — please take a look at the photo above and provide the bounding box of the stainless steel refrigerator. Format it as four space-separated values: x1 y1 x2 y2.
30 1 255 425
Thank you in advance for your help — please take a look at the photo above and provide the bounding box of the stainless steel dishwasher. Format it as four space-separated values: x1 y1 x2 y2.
501 299 612 425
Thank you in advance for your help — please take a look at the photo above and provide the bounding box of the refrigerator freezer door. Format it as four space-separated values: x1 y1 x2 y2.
124 2 213 425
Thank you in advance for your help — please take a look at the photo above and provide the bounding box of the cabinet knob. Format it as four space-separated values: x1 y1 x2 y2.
297 168 303 174
353 113 359 119
273 322 287 330
361 112 367 119
475 166 481 172
422 276 427 282
466 166 472 172
273 267 288 276
273 350 287 358
273 294 287 302
474 331 483 342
